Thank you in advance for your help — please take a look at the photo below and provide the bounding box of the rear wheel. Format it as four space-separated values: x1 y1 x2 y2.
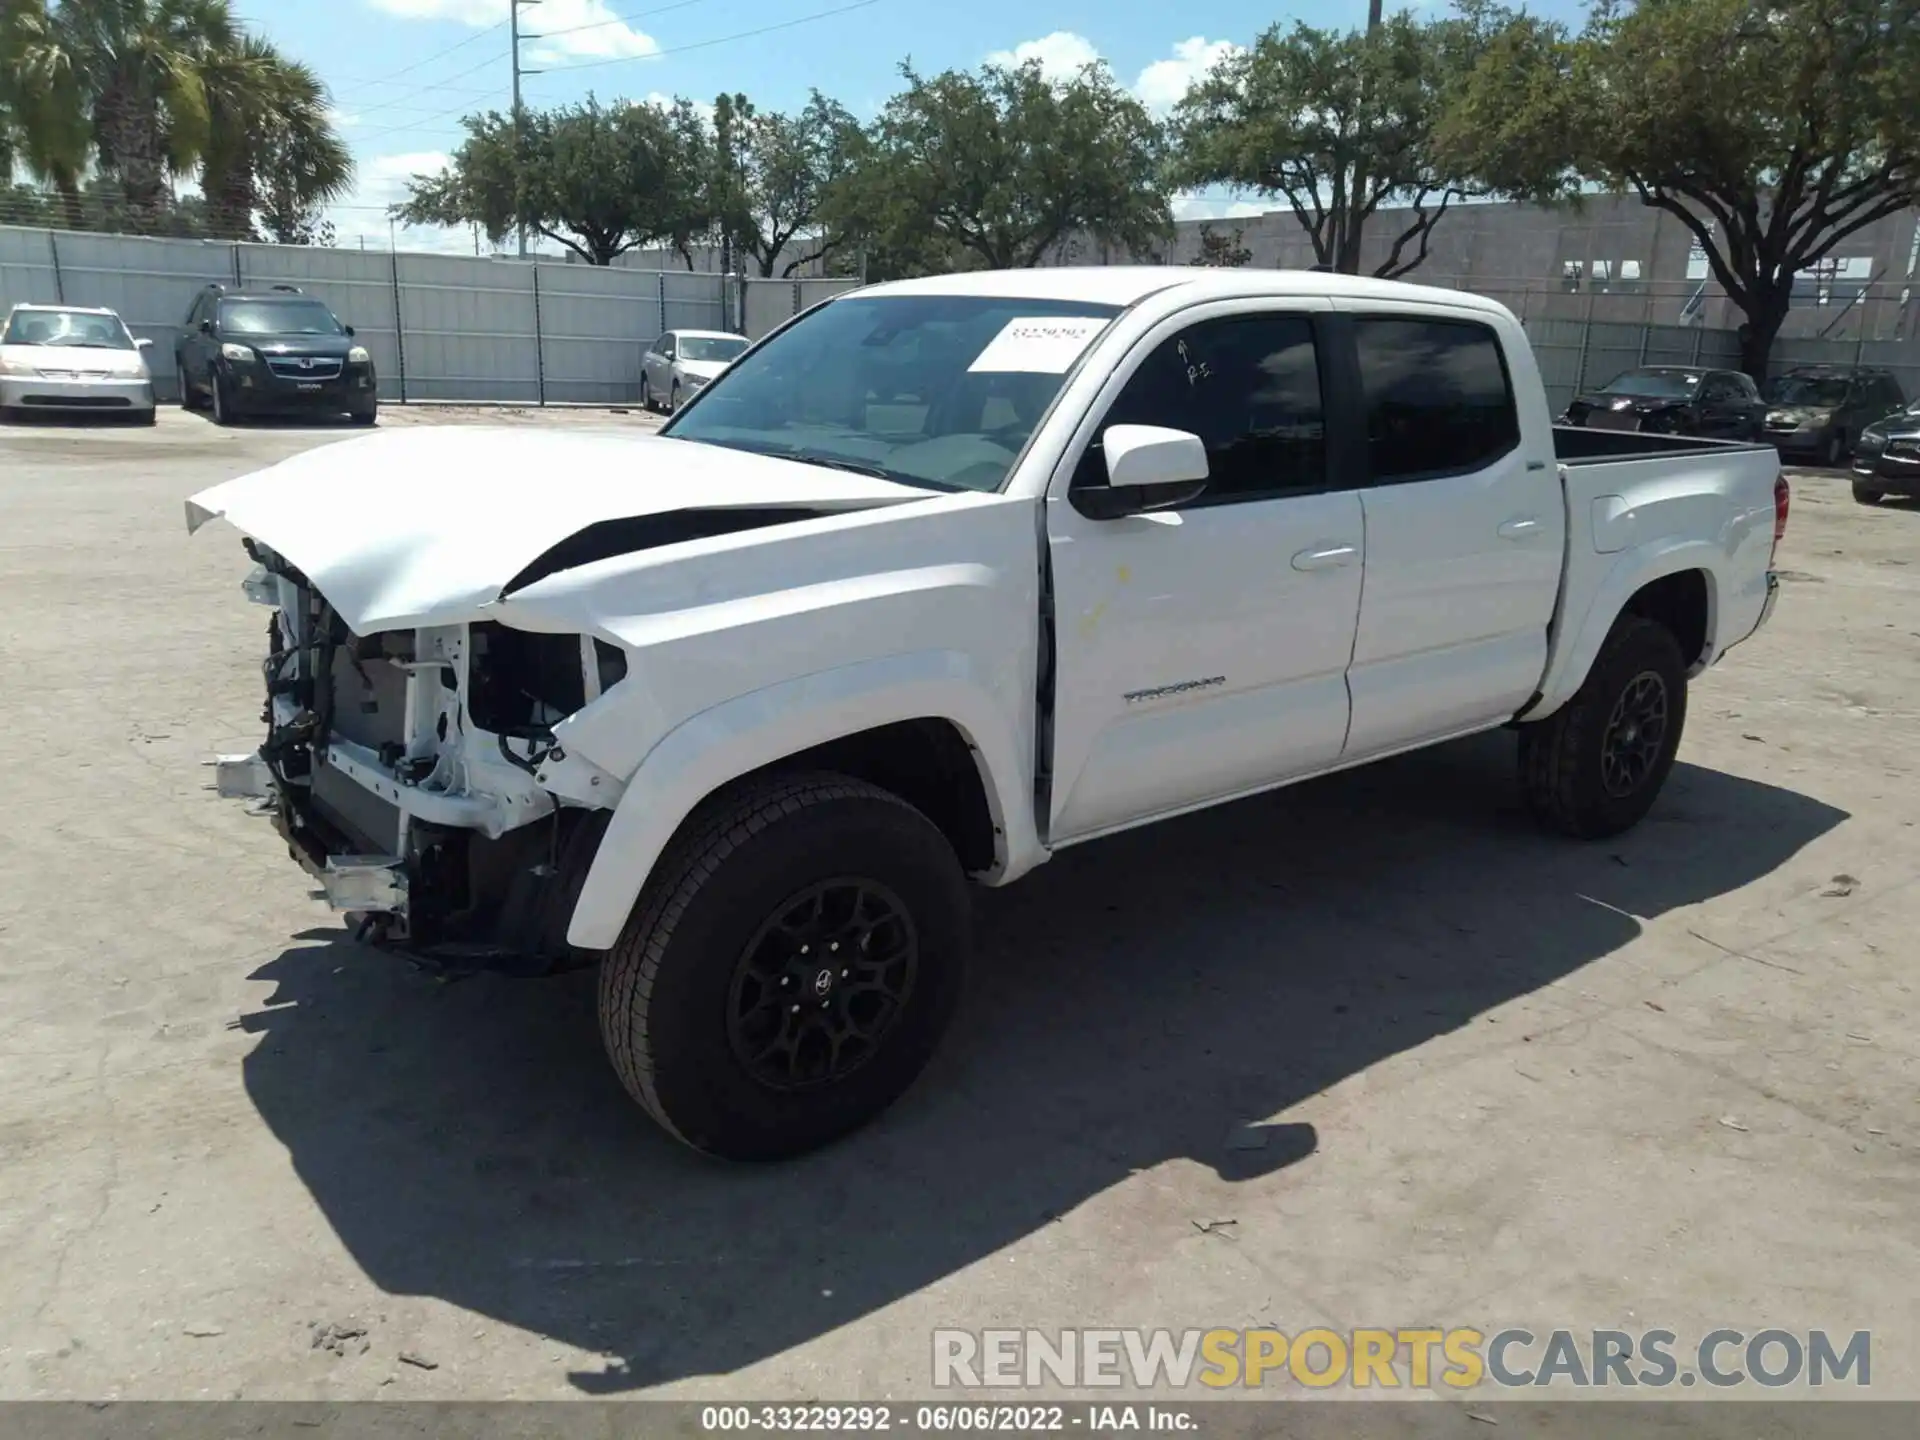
1519 615 1689 839
1852 481 1886 505
1825 432 1847 468
598 772 970 1161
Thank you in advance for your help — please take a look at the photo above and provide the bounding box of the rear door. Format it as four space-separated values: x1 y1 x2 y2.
1044 300 1366 842
1336 307 1566 757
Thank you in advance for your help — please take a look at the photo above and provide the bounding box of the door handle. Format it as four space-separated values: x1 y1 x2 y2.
1497 518 1542 540
1291 544 1358 571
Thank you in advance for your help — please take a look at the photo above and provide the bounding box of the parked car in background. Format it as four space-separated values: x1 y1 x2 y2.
1851 397 1920 504
1560 365 1766 441
175 284 377 426
1762 365 1906 468
0 303 156 424
641 328 749 413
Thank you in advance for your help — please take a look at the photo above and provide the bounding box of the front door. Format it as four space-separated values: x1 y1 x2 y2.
1339 309 1566 757
1045 303 1366 843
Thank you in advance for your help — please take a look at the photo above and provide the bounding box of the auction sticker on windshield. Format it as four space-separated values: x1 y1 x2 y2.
968 316 1110 374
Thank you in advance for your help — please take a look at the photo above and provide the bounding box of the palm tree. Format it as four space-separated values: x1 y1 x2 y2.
0 0 90 228
200 32 351 241
52 0 237 231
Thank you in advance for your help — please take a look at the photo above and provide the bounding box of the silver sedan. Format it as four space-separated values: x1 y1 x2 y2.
0 303 156 423
640 328 749 414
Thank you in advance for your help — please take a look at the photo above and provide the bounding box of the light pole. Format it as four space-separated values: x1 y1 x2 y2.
510 0 542 258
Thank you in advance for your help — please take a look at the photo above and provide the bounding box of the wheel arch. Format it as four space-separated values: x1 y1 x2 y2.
565 651 1039 949
1525 545 1721 723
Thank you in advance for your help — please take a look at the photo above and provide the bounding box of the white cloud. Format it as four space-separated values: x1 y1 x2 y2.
986 31 1102 82
326 106 362 129
1133 36 1240 113
326 150 474 252
365 0 658 65
1171 193 1268 224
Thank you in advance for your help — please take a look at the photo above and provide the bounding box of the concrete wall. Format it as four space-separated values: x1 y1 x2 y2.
1053 194 1920 341
0 225 860 404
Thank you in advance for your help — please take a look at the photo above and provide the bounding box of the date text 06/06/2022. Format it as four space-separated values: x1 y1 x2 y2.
698 1403 1199 1433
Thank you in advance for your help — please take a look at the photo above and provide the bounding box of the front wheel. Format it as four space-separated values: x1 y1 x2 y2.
210 372 234 426
1853 481 1886 505
176 362 197 410
350 403 378 427
669 381 681 414
1825 432 1848 468
1519 615 1689 839
598 772 970 1161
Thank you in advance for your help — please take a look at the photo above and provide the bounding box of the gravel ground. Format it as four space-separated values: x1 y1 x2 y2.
0 406 1915 1405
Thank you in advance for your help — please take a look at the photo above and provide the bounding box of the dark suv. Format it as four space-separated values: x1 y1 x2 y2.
1761 365 1906 467
175 284 377 425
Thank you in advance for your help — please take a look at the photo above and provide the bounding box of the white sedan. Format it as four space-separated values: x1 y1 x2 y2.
640 328 749 413
0 303 157 424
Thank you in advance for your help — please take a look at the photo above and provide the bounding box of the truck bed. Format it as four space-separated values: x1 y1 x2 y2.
1553 425 1776 464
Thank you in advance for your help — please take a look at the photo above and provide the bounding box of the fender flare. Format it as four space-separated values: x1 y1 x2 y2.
564 649 1037 949
1523 541 1723 722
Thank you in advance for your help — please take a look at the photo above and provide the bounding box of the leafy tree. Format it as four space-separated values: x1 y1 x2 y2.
200 34 351 241
54 0 236 230
732 92 865 276
397 97 713 266
840 58 1171 273
1172 9 1535 278
1450 0 1920 378
1194 222 1253 267
0 0 89 228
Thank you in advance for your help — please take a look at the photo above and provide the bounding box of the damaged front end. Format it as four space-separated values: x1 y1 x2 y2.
228 538 626 974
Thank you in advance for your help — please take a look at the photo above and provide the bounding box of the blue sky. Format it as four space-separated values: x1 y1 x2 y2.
232 0 1583 253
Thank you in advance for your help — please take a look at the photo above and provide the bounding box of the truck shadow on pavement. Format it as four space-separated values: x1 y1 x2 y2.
237 731 1846 1392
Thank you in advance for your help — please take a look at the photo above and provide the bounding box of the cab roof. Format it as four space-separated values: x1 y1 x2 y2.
853 265 1513 317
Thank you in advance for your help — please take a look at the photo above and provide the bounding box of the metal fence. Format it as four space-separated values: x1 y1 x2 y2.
1522 317 1920 414
0 225 861 405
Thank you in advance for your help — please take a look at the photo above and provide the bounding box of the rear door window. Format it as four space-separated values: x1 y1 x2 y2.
1353 317 1520 482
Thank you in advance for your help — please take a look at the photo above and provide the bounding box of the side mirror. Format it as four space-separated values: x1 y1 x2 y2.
344 324 355 338
134 337 153 350
199 319 214 335
1073 425 1210 520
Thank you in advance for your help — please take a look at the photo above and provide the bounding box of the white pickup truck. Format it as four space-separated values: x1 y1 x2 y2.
188 267 1786 1160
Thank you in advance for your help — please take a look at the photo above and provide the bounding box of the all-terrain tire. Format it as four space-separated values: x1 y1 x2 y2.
598 771 970 1161
1519 614 1689 839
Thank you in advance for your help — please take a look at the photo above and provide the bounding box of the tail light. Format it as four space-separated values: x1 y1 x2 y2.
1771 472 1790 563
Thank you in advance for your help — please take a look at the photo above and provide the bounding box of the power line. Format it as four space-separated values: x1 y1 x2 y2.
524 0 712 43
531 0 885 75
352 0 887 141
350 50 517 138
330 18 509 99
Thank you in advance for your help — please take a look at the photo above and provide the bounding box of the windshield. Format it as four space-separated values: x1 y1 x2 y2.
220 300 344 336
663 295 1123 492
1764 374 1851 406
679 336 747 363
1598 369 1699 399
3 309 134 349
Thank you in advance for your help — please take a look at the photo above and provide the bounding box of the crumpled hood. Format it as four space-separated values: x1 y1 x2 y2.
186 425 926 633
